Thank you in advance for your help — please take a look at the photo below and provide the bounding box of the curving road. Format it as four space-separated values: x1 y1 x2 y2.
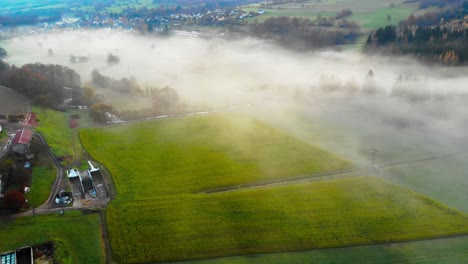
34 133 65 210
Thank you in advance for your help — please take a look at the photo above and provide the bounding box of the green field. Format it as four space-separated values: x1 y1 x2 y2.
80 114 352 196
71 0 165 13
80 114 468 263
242 8 334 23
351 5 417 30
27 165 56 208
384 154 468 213
242 0 418 31
249 105 468 213
105 176 468 263
34 106 73 161
0 211 104 264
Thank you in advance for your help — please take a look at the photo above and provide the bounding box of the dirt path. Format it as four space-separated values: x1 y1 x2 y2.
99 211 113 264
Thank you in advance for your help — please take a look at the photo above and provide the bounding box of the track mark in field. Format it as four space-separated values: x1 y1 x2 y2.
201 152 467 194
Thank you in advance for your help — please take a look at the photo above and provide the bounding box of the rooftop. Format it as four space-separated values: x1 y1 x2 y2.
12 129 32 145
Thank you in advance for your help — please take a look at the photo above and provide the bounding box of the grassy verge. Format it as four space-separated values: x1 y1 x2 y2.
33 106 73 162
0 211 104 264
26 166 56 208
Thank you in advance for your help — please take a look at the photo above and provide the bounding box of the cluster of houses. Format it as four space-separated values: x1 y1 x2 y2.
0 126 35 197
170 9 265 22
23 6 267 34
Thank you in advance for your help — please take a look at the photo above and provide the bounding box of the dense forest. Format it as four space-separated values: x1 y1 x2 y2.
365 0 468 65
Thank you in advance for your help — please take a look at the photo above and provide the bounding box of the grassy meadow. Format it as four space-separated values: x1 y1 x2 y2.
242 0 418 31
384 154 468 213
27 165 56 208
0 211 104 264
80 113 352 196
80 114 468 263
34 106 73 161
104 176 468 263
352 5 417 30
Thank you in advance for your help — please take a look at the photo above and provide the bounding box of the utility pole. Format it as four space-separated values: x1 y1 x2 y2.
32 206 35 223
368 148 379 173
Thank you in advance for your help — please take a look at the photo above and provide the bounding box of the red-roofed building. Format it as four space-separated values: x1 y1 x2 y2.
12 129 33 157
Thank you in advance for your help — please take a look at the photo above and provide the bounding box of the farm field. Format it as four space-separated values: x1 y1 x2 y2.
180 235 468 264
80 113 352 196
80 114 468 263
243 0 418 31
34 106 73 162
71 0 165 13
0 0 68 14
242 7 334 23
384 154 468 213
249 104 468 213
105 176 468 263
0 211 104 264
351 5 416 30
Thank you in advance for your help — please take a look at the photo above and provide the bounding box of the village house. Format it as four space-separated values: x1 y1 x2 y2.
11 128 35 159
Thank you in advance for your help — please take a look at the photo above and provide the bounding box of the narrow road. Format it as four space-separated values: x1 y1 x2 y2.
33 133 65 210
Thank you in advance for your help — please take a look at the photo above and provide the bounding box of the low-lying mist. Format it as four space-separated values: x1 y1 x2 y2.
3 29 468 141
4 29 467 106
3 29 468 212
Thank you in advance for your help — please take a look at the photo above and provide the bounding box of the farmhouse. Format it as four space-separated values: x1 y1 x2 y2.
11 129 35 159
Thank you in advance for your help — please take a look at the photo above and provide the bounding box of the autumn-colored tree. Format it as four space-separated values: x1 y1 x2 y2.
90 103 113 123
82 86 97 105
439 50 460 65
3 190 26 212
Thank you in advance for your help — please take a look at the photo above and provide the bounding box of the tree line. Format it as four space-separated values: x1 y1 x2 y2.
365 0 468 65
252 16 359 49
0 58 82 108
91 69 141 94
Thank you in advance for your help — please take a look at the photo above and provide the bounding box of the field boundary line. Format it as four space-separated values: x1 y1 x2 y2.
201 152 467 194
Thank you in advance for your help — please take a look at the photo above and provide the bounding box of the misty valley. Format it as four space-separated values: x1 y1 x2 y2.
0 0 467 264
